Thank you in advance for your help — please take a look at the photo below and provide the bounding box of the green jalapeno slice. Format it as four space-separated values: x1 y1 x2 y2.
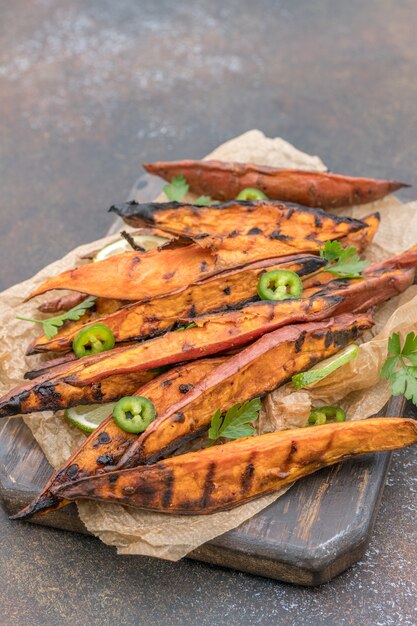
308 405 347 426
257 269 303 301
236 188 268 201
72 323 115 357
112 396 156 434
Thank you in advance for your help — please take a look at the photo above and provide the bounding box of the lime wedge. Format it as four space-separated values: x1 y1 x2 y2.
65 403 117 433
94 234 169 262
292 344 359 390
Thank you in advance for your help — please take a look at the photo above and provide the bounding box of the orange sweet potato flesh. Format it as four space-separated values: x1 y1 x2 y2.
64 295 343 388
338 212 380 253
118 312 373 468
55 417 417 514
28 234 322 301
143 160 408 208
11 357 226 520
110 200 367 240
30 254 327 353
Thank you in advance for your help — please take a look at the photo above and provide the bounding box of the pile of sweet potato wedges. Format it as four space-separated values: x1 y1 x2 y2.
4 159 417 519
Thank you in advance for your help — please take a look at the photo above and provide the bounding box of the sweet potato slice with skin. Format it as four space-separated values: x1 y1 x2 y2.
305 268 415 314
118 312 373 468
27 234 323 301
65 295 343 388
0 295 342 418
29 254 327 354
11 357 226 520
54 417 417 515
109 200 367 240
338 212 380 253
143 160 408 208
366 243 417 273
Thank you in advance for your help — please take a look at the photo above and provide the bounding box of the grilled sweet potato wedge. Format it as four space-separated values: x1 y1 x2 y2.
28 234 320 301
118 312 373 468
366 243 417 273
338 212 380 253
0 295 342 418
306 268 415 314
143 160 408 208
55 417 417 514
12 357 226 520
110 200 367 240
29 254 327 354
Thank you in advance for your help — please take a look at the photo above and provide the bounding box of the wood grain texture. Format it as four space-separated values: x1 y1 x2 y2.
0 394 405 586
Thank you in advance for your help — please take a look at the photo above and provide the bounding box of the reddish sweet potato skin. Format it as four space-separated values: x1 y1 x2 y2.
143 160 408 208
118 312 373 468
55 418 417 514
366 243 417 273
11 357 226 520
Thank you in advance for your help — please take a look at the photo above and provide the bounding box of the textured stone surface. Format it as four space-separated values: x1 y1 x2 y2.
0 1 416 624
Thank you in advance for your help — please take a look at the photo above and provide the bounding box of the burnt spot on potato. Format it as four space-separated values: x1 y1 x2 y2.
97 454 115 466
179 384 193 394
92 431 112 447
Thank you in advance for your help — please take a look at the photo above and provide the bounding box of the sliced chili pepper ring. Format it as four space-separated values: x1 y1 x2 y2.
308 405 346 425
257 269 303 301
236 187 268 200
112 396 156 434
72 323 115 358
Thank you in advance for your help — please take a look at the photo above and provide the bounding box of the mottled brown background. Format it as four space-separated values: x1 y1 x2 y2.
0 1 416 625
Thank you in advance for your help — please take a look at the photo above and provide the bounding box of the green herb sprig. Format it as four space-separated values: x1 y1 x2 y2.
17 296 97 339
381 332 417 405
163 175 218 205
208 398 261 444
304 241 368 282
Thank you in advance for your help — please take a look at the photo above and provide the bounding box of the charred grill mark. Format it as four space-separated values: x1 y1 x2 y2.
200 261 208 272
93 431 112 447
247 227 262 235
161 379 173 387
223 286 231 295
179 384 193 394
229 230 239 237
161 470 174 508
294 331 307 353
34 383 62 407
290 441 298 453
188 304 197 318
108 473 119 484
200 462 217 508
333 329 350 348
66 464 79 480
97 454 115 466
93 383 104 402
324 330 334 348
314 213 323 228
241 454 256 493
269 230 282 240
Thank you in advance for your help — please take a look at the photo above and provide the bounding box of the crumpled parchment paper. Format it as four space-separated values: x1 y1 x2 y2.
0 130 416 560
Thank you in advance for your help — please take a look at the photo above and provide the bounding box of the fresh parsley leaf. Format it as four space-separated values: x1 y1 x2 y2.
17 296 97 339
163 175 189 202
381 332 417 406
320 240 368 278
194 195 219 206
208 398 261 444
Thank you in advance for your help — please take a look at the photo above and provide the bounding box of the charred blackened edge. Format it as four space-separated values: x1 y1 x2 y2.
109 200 368 231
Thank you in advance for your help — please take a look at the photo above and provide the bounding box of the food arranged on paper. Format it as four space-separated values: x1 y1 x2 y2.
3 154 417 526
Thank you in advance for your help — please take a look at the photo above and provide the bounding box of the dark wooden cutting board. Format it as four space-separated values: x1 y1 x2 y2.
0 176 407 586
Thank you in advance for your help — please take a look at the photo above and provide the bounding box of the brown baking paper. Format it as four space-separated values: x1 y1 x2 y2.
0 131 416 560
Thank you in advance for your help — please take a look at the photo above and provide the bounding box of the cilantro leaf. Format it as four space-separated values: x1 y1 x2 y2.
320 240 368 278
381 332 417 407
163 175 189 202
208 398 261 444
17 296 97 339
194 195 219 206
